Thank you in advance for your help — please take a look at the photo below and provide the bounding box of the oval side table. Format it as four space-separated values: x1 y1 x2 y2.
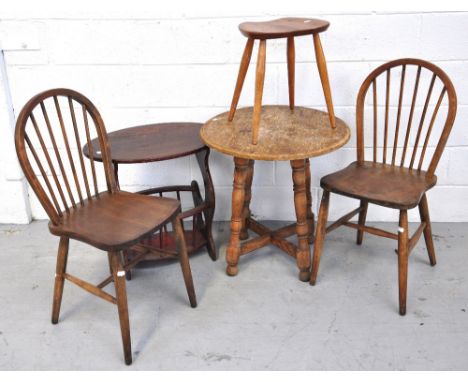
84 123 217 276
201 106 350 281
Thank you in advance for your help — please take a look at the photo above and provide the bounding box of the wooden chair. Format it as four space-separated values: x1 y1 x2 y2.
310 59 457 315
14 88 197 365
229 17 336 144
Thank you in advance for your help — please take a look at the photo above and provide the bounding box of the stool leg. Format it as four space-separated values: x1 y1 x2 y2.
252 39 267 145
291 159 312 282
196 149 217 261
313 33 336 129
229 38 255 121
287 37 295 110
226 157 250 276
240 160 255 240
305 158 314 244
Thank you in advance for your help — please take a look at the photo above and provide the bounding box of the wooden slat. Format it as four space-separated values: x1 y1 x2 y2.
383 68 391 164
409 73 437 169
24 133 62 217
41 100 76 208
392 64 406 165
30 113 66 213
401 66 422 167
82 105 99 197
54 96 83 204
342 222 398 240
68 97 91 199
372 79 378 162
270 236 297 258
418 87 446 171
326 206 362 234
64 273 117 304
287 36 295 110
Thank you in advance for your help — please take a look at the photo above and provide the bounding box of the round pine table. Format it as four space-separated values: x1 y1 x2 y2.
200 105 350 281
83 122 216 271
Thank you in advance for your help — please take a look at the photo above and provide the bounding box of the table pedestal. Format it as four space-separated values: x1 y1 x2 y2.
226 157 314 281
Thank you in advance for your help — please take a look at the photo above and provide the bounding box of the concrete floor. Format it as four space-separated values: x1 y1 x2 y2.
0 220 467 370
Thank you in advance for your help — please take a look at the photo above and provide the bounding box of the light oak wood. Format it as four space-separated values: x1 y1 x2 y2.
313 33 336 129
252 39 267 145
229 38 255 121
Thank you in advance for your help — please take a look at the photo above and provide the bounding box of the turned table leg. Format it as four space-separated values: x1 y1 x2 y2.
240 160 255 240
226 157 250 276
196 148 217 261
305 158 315 244
291 159 312 282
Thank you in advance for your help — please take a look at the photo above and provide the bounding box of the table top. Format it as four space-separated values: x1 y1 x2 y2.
200 106 350 161
83 122 206 164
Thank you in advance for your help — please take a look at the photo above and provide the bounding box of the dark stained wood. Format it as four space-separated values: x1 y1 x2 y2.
51 236 69 324
83 123 206 163
173 216 197 308
239 17 329 39
85 123 217 264
15 88 198 365
310 59 458 315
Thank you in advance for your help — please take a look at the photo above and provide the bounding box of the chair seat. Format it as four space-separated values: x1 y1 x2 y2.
49 191 180 251
321 161 437 209
239 18 329 39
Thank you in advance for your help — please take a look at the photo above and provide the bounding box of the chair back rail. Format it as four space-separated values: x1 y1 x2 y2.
356 58 457 175
15 89 117 225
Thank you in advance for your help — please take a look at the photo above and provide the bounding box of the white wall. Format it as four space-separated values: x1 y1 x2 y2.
1 2 467 223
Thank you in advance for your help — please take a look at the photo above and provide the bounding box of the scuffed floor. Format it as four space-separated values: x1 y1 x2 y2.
0 221 467 370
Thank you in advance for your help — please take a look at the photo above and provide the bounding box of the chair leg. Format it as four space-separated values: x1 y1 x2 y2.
313 33 336 129
109 251 132 365
287 36 295 110
418 194 437 266
356 201 368 245
252 39 267 145
51 236 69 324
310 190 330 285
398 210 409 316
229 38 254 121
240 160 255 240
173 216 197 308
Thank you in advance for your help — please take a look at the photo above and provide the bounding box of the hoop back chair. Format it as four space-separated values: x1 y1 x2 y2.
310 59 457 315
14 88 197 365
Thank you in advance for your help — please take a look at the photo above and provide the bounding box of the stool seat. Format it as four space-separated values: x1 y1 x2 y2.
239 17 329 39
